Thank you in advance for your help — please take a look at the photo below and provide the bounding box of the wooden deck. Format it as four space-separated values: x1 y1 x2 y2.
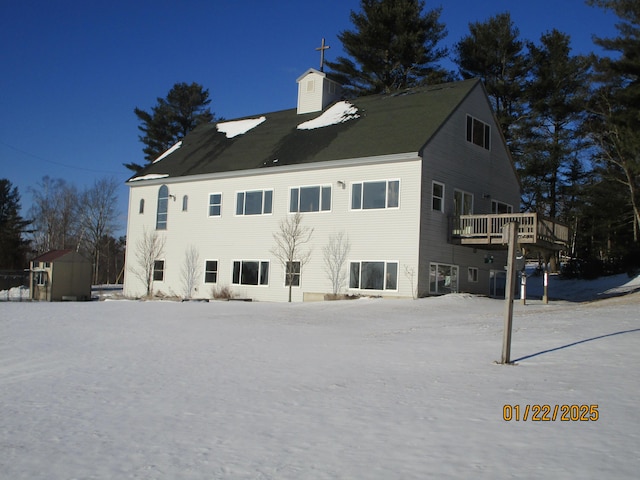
450 213 569 250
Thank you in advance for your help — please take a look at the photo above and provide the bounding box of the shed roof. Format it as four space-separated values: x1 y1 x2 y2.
128 78 481 182
32 249 74 262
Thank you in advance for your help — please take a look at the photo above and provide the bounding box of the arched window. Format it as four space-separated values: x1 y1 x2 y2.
156 185 168 230
182 195 188 212
139 198 145 214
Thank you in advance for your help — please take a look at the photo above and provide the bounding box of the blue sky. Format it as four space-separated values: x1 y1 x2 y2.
0 0 619 234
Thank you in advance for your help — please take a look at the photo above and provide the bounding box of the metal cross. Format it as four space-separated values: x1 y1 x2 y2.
316 38 330 72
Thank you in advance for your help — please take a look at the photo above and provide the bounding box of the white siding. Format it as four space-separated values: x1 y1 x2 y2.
296 71 342 114
417 83 521 296
124 156 422 301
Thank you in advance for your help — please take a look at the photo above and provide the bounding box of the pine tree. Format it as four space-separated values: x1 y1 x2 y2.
325 0 450 96
0 179 31 269
129 82 215 171
453 12 529 147
519 30 591 220
586 0 640 243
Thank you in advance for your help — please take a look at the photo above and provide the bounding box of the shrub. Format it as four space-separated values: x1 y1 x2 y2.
212 285 235 300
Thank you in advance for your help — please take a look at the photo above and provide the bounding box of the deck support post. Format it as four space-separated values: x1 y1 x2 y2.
501 221 518 364
543 265 549 304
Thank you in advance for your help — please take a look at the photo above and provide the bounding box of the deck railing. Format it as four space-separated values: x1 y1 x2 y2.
450 213 569 248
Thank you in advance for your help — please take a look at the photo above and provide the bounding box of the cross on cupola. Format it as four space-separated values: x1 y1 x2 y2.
315 38 330 72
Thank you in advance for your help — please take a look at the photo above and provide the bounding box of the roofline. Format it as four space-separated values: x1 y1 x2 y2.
296 68 324 82
126 152 421 187
417 78 482 155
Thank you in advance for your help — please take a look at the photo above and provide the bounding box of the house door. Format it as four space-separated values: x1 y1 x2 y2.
490 270 506 298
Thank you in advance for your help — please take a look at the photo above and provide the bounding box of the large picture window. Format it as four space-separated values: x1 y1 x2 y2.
466 115 490 150
290 185 331 212
156 185 168 230
429 263 458 294
349 261 398 291
232 260 269 286
236 190 273 215
351 180 399 210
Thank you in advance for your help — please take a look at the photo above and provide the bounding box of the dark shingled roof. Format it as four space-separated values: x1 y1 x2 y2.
128 78 480 182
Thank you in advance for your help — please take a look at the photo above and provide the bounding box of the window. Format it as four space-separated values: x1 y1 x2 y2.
351 180 400 210
349 261 398 291
468 267 479 283
204 260 218 283
236 190 273 215
432 181 444 212
153 260 165 281
466 115 490 150
209 193 222 217
290 185 331 212
285 261 301 286
139 199 145 214
429 263 458 294
34 271 47 286
156 185 168 230
182 195 188 212
232 261 269 286
454 189 473 217
491 200 513 214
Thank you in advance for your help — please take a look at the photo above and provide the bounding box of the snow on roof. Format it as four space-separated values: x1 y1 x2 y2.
216 116 266 138
297 101 360 130
153 141 183 164
129 173 170 182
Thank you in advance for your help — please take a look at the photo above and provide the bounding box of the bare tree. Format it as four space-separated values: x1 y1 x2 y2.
79 178 120 284
323 231 351 295
271 212 314 302
29 176 81 252
181 245 201 299
404 264 417 299
132 228 166 297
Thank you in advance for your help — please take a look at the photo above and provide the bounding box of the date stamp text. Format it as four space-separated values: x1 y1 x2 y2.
503 404 599 421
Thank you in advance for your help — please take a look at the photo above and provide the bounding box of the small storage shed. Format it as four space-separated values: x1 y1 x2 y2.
30 250 92 301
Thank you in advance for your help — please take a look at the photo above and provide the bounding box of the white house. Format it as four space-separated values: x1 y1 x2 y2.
123 69 522 301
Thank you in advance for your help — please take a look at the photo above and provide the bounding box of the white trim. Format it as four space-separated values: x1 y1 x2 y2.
432 180 445 213
468 266 479 283
349 179 401 211
429 262 459 294
231 260 270 286
203 259 219 284
208 192 223 217
348 260 399 292
126 153 420 187
234 189 274 216
284 260 302 288
288 184 333 213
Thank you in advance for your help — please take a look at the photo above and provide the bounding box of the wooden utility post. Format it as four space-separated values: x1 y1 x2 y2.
501 221 519 364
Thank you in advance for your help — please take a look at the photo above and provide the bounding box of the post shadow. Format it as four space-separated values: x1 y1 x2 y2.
511 328 640 363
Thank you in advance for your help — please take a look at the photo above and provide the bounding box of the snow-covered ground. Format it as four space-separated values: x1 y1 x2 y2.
1 275 639 479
